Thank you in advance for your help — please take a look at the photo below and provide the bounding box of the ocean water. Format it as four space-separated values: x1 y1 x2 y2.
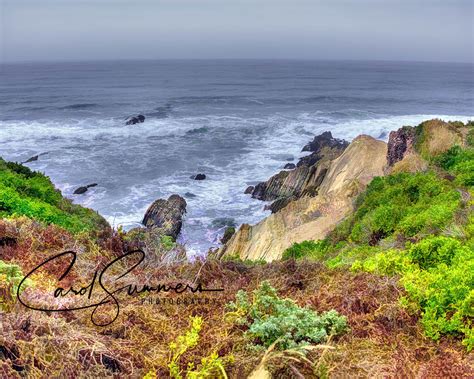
0 60 473 255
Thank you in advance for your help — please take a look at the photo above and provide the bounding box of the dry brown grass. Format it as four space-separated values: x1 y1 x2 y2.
0 218 472 378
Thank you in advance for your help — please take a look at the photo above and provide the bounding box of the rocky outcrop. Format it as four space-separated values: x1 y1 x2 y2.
283 163 296 169
386 119 466 174
142 194 187 240
387 126 416 166
125 115 145 125
220 135 387 261
249 132 348 213
244 186 254 194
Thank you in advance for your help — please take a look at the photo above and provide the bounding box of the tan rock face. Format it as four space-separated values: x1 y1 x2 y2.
220 135 387 261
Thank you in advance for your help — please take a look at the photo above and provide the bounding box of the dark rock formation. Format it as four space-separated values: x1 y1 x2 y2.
244 186 254 194
191 174 206 180
250 132 348 207
21 152 48 164
284 163 296 169
142 194 187 240
125 114 145 125
184 192 197 198
221 226 235 244
73 183 98 195
264 196 295 214
302 131 348 152
387 126 416 166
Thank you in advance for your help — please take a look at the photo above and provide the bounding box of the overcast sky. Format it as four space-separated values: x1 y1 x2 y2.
1 0 473 63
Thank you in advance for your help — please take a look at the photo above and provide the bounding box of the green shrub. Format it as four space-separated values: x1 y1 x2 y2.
282 240 330 260
435 146 474 187
227 281 347 350
0 158 107 234
352 236 474 351
0 260 32 311
167 316 231 379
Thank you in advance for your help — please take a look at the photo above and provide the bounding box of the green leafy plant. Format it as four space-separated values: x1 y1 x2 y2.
227 281 347 350
168 316 231 379
0 260 32 311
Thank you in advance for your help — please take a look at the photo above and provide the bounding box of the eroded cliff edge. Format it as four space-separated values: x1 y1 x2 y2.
219 119 468 261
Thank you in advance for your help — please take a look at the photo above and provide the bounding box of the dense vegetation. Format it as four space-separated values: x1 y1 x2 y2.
283 139 474 352
0 158 108 234
1 120 473 377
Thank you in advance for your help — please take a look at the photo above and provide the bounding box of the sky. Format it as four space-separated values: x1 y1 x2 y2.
1 0 473 63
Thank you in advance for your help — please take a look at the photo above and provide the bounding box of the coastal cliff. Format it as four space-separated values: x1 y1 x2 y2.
219 119 471 261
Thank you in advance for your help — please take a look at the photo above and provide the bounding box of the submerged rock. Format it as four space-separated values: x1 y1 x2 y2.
142 194 187 240
73 183 98 195
21 152 48 164
125 114 145 125
184 192 197 198
283 163 296 169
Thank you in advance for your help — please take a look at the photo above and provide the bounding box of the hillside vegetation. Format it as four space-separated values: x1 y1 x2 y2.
0 119 473 378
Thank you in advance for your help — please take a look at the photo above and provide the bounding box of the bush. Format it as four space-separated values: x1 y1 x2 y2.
352 236 474 351
282 240 330 260
435 146 474 187
0 260 32 311
227 281 347 350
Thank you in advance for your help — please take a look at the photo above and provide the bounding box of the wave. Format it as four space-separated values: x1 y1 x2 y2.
60 103 98 110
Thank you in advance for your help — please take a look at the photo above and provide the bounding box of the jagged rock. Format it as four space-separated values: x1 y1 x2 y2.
283 163 296 169
142 194 187 240
220 135 387 262
125 114 145 125
21 152 48 164
387 126 416 166
250 132 348 203
73 183 98 195
264 196 295 213
244 186 254 194
191 174 206 180
302 131 349 152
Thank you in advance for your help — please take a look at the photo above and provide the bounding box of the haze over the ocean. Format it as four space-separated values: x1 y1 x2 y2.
1 0 473 63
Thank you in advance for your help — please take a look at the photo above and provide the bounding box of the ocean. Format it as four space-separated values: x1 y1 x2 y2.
0 59 473 255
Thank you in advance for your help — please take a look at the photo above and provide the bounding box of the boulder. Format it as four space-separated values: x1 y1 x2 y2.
142 194 187 240
191 174 206 180
125 114 145 125
73 183 98 195
244 186 254 194
283 163 296 169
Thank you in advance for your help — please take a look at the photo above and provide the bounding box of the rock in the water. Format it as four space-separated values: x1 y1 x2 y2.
184 192 197 198
244 186 255 194
73 183 98 195
21 152 48 164
283 163 296 169
125 114 145 125
191 174 206 180
387 126 416 166
142 194 187 240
